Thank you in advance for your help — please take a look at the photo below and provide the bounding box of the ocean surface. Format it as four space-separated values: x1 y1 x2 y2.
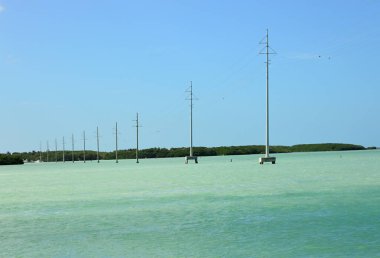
1 150 379 257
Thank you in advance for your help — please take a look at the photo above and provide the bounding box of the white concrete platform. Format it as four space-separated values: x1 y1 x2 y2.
185 156 198 164
259 156 276 164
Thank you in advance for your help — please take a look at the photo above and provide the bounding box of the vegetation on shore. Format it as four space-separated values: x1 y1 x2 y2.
0 143 370 165
0 154 24 165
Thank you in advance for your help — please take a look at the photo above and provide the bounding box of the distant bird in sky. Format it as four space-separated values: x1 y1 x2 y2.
318 55 332 60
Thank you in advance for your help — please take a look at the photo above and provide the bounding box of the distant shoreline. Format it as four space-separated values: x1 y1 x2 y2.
1 143 376 165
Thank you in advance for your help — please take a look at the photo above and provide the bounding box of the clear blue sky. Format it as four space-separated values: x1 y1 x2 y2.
1 0 379 153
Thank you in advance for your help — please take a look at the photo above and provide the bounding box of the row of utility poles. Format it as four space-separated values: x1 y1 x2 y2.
40 113 141 164
37 30 276 166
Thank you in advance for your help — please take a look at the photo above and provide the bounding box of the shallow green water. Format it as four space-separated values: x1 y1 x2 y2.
1 150 380 257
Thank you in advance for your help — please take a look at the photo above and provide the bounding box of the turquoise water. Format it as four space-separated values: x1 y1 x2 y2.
1 150 380 257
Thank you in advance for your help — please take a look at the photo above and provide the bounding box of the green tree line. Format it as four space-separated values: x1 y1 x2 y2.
1 143 368 165
0 153 23 165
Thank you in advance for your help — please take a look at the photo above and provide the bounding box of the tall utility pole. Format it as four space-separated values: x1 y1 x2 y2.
190 81 193 157
46 141 49 162
115 122 119 163
185 81 198 164
96 126 100 163
55 138 58 162
71 134 75 163
134 113 140 163
62 136 65 163
259 29 276 165
83 131 86 163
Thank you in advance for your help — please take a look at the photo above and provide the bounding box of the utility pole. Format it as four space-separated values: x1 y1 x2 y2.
62 136 65 163
55 138 58 162
71 134 75 163
39 141 42 162
46 141 49 162
83 131 86 163
96 126 100 163
134 113 140 163
190 81 193 157
115 122 119 163
185 81 198 164
259 29 276 165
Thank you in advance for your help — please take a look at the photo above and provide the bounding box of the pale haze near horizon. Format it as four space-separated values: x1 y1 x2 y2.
0 0 379 153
